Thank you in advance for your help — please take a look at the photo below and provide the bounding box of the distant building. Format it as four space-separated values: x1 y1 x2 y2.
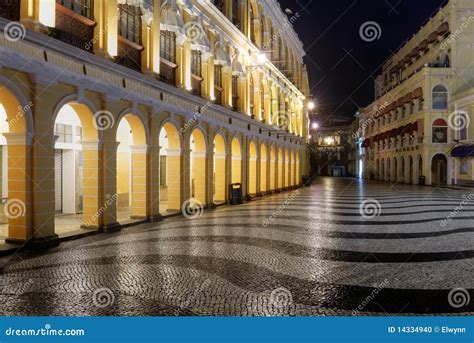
359 0 474 186
313 121 356 177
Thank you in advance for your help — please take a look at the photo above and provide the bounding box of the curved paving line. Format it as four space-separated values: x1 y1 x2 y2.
144 224 474 239
28 235 474 263
256 199 474 205
2 254 472 314
190 214 474 225
240 203 474 210
214 208 474 217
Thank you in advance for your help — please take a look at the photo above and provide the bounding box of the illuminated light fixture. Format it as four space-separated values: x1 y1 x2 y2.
311 122 319 130
257 53 267 65
308 101 316 110
308 134 312 139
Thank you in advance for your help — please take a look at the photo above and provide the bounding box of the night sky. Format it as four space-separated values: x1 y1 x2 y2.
277 0 448 125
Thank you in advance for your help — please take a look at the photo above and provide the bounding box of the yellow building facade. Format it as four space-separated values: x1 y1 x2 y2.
0 0 310 248
360 0 474 186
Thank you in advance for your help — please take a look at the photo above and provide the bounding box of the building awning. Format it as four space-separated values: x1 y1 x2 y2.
428 31 438 43
411 87 423 100
452 145 474 157
419 39 429 52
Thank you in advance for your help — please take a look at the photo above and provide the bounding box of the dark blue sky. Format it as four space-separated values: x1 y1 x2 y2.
277 0 447 124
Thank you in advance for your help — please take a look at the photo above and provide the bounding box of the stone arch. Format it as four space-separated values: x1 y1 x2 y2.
260 143 268 193
277 147 283 189
0 84 33 242
213 132 227 203
431 153 448 186
231 136 242 184
269 144 276 191
116 112 149 222
248 140 258 196
52 99 102 231
159 121 182 213
190 126 208 204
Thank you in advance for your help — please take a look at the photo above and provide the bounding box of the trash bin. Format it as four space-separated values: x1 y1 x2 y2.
229 183 244 205
419 175 426 186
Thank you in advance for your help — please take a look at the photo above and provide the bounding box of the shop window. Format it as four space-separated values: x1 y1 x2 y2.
460 158 468 175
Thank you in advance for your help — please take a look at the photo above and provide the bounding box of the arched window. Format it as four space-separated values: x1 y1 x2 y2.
249 2 257 45
432 85 448 109
432 118 448 143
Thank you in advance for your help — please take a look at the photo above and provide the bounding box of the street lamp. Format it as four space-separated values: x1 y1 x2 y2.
308 101 316 111
257 53 267 65
311 122 319 130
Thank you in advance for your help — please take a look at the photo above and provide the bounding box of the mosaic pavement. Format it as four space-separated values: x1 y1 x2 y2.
0 178 473 316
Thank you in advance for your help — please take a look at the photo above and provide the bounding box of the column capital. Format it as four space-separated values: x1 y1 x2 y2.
80 140 102 151
130 144 149 154
3 132 34 146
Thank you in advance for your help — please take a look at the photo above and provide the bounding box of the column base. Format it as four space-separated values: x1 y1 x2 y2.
130 215 148 220
5 234 60 250
101 222 122 233
80 224 100 230
256 193 263 197
208 203 218 209
245 195 253 201
148 214 164 222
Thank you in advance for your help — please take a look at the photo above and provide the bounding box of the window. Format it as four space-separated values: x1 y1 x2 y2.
212 0 225 13
249 75 255 115
432 85 448 110
249 3 257 45
232 75 239 110
214 64 222 105
160 30 176 63
432 118 448 143
118 4 142 44
232 0 240 28
56 0 93 19
75 126 82 144
458 111 468 141
191 50 202 76
55 124 73 143
460 158 468 175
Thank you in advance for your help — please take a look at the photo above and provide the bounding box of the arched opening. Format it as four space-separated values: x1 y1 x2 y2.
295 151 300 185
0 85 30 242
260 144 267 193
190 128 207 205
393 157 398 182
53 102 100 234
159 123 182 214
375 159 380 180
213 134 226 204
249 141 257 196
409 156 414 184
292 150 296 186
432 118 448 143
417 155 423 184
431 154 448 186
249 0 259 46
400 157 405 183
277 148 283 190
386 158 391 181
231 138 242 184
285 149 291 188
381 159 385 180
116 114 148 224
269 146 276 191
432 85 448 110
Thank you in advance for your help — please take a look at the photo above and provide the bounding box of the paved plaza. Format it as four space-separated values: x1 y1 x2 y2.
0 178 473 316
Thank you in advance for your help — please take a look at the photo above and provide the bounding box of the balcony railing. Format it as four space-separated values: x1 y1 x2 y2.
48 3 95 52
116 35 143 72
159 58 177 86
0 0 20 21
